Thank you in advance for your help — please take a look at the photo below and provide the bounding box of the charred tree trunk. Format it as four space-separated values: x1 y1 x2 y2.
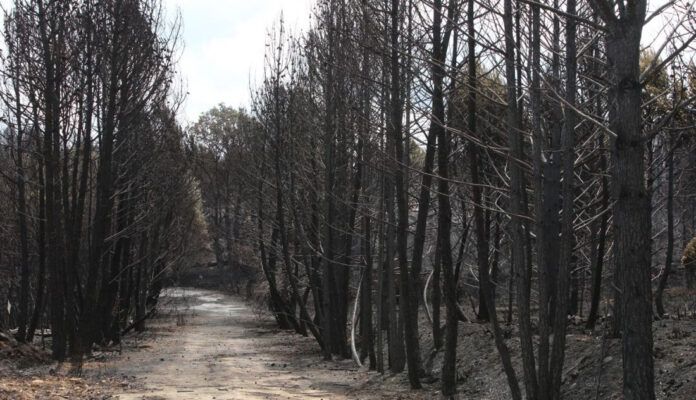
549 0 577 395
656 136 675 317
389 0 421 388
468 0 489 323
504 0 536 396
586 139 609 330
589 1 654 398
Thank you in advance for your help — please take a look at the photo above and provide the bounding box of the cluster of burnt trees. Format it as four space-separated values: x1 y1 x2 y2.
0 0 207 363
189 0 696 399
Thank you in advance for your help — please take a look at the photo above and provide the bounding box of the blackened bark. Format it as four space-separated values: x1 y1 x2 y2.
586 139 609 330
28 140 47 343
436 2 456 393
438 104 457 398
589 1 654 397
432 229 442 350
81 0 126 354
504 0 537 396
360 214 376 368
549 0 577 395
656 137 675 317
13 65 30 343
389 0 421 388
37 0 67 360
374 173 386 372
468 0 489 323
275 140 324 346
257 177 294 330
530 0 552 395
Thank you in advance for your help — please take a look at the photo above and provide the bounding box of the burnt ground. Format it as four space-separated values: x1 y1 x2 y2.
1 288 430 400
104 287 426 400
1 286 695 399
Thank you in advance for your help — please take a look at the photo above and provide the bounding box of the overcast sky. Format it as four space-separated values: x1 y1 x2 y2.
163 0 314 123
164 0 675 124
0 0 679 125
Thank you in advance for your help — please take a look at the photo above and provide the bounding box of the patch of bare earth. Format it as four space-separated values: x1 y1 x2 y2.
0 331 124 399
4 286 694 399
417 286 696 399
102 287 434 400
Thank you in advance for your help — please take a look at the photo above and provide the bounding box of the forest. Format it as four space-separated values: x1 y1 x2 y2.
1 0 695 399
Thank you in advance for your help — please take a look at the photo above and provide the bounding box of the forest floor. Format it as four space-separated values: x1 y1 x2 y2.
104 287 431 400
2 286 695 399
0 287 433 399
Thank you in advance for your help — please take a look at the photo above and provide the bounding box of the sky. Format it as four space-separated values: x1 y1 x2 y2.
0 0 313 123
163 0 677 124
0 0 681 125
163 0 314 123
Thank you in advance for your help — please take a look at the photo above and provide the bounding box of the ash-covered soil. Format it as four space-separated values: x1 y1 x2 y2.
2 286 694 400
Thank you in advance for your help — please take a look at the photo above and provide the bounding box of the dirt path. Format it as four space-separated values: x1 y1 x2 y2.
105 287 419 400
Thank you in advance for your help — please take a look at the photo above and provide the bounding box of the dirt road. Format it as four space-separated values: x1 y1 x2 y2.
108 287 418 400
